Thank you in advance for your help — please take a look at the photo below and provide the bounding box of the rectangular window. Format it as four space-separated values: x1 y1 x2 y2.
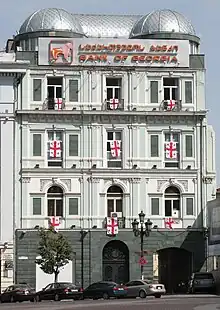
163 78 179 101
151 198 159 215
186 198 194 215
33 134 41 156
165 200 172 216
33 198 41 215
150 135 159 157
150 81 158 103
48 200 63 217
69 135 78 156
69 198 78 215
164 132 180 168
185 81 192 103
69 80 79 102
33 79 42 101
47 77 63 110
47 131 63 167
185 135 193 157
107 131 122 168
106 77 123 110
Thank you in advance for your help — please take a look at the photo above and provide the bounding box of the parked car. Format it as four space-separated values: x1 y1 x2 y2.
0 284 35 303
83 281 127 300
35 282 83 302
125 279 166 298
188 272 216 294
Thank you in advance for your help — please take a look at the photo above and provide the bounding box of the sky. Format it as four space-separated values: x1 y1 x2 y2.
1 0 219 183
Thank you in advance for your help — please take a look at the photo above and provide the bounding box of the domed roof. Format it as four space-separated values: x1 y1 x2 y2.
19 8 84 35
130 9 196 38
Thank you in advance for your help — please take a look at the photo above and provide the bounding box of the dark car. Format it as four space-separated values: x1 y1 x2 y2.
83 281 127 300
0 284 35 303
189 272 216 294
35 282 83 301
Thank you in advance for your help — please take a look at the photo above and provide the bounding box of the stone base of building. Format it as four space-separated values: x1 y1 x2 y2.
15 228 206 294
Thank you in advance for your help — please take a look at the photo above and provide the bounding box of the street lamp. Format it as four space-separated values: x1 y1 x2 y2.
132 211 152 280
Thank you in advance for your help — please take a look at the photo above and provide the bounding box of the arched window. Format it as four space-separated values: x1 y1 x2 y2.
107 185 123 218
47 186 63 217
165 186 180 218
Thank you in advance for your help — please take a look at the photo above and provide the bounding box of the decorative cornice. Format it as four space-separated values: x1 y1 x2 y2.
60 179 71 191
203 176 213 184
21 177 31 183
40 179 51 191
129 178 141 184
177 180 188 191
88 177 100 183
157 180 167 192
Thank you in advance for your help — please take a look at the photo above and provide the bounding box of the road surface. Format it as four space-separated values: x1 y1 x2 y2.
0 295 219 309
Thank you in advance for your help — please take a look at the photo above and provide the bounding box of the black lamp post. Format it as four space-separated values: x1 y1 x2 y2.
132 211 152 280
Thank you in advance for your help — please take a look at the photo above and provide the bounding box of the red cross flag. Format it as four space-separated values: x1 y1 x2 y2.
164 218 175 229
54 98 63 110
110 140 121 158
106 217 118 235
109 98 119 110
165 141 177 159
49 216 60 231
166 100 176 111
49 140 61 158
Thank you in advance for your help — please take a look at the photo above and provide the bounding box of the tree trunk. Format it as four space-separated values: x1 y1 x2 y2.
54 270 59 283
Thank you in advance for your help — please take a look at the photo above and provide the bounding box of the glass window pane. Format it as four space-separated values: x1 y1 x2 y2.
165 133 170 141
150 81 158 103
172 134 179 142
48 86 54 98
164 88 170 100
165 200 172 216
185 135 193 157
150 135 158 157
107 132 113 140
116 200 122 213
33 79 42 101
56 87 62 98
33 134 41 156
48 200 55 216
107 200 114 217
56 131 62 140
173 200 180 211
115 132 121 140
69 80 79 102
107 88 113 100
69 198 78 215
114 88 121 99
151 198 159 215
33 198 41 215
185 81 192 103
172 88 178 100
48 132 54 140
186 198 193 215
69 135 78 156
56 200 63 217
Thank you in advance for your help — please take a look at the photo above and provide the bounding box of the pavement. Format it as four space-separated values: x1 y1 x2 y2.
0 295 220 310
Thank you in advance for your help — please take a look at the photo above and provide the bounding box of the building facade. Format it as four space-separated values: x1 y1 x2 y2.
0 8 216 292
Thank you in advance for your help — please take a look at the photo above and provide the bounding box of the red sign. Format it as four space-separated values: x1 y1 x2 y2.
139 257 147 266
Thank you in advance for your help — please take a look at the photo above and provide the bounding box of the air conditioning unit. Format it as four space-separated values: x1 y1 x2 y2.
172 209 180 218
111 212 122 218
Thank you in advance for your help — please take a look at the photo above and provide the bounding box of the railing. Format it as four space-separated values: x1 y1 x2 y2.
102 99 124 111
159 100 182 112
42 98 65 110
103 217 126 229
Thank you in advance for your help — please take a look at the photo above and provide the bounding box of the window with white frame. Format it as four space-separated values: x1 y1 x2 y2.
185 135 193 157
32 133 42 156
107 131 122 168
150 81 159 103
69 198 79 215
47 186 63 217
184 81 193 104
186 197 194 216
106 77 123 110
163 78 179 101
68 134 79 156
107 186 123 218
164 186 180 218
150 135 159 157
151 198 160 215
47 77 64 110
32 197 42 215
47 131 63 167
164 132 180 168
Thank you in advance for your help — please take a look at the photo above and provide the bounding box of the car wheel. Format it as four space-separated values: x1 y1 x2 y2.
10 296 15 303
139 290 147 298
54 294 60 301
102 293 109 300
154 294 161 298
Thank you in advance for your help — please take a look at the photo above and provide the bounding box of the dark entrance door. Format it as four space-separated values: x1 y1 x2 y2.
102 240 129 284
158 247 192 294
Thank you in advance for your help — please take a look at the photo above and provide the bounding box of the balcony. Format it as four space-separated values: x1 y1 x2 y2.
43 98 65 111
103 217 125 229
159 100 182 112
102 99 124 111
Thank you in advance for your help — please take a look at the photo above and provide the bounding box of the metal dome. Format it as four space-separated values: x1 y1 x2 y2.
130 9 196 38
19 8 84 35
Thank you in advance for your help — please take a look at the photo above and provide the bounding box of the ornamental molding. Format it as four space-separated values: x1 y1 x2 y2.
88 177 100 183
40 179 51 191
21 177 31 183
193 178 198 184
40 178 71 192
60 179 71 191
177 180 188 192
157 180 167 192
145 178 149 184
157 179 187 193
129 178 141 184
203 176 213 184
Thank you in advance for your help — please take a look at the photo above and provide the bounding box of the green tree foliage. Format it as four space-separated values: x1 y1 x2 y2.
35 227 72 282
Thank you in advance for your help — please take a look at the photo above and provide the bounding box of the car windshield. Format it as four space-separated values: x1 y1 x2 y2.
144 280 151 284
59 283 76 288
194 273 213 279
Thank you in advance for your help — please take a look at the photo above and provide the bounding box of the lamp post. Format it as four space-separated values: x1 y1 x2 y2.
132 211 152 280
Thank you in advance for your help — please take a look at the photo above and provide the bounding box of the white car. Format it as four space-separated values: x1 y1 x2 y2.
125 279 166 298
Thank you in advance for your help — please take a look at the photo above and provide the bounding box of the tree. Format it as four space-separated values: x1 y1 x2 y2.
35 227 72 283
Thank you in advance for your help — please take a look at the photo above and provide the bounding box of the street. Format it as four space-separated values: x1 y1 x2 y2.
0 295 219 310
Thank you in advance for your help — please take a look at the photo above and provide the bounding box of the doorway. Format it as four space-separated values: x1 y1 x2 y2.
158 247 192 294
102 240 129 284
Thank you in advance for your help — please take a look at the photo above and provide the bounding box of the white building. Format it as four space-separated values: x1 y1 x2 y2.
0 8 216 292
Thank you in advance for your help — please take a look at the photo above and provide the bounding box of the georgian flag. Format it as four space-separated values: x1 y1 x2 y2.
106 217 118 235
54 98 63 110
109 98 119 110
165 141 177 159
110 140 121 158
49 140 61 158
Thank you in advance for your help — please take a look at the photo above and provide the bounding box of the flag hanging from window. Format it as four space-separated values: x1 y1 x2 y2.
109 98 119 110
110 140 121 158
166 100 176 111
165 141 177 159
54 98 63 110
49 216 60 231
164 218 174 229
49 140 61 158
106 217 118 235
